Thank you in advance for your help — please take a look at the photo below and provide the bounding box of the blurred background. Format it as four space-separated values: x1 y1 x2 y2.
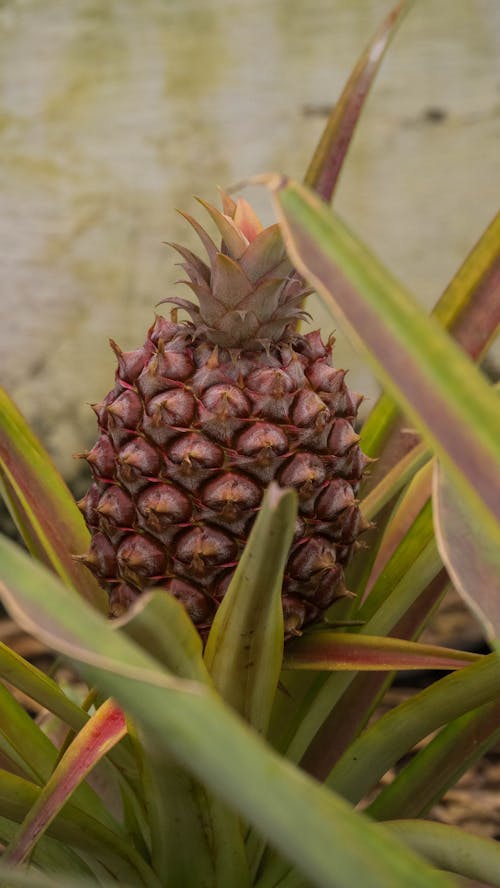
1 0 499 488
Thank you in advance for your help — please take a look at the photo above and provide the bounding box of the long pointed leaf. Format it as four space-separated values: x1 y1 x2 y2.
118 591 249 887
0 863 119 888
368 698 500 821
327 653 500 805
3 700 126 866
363 461 433 602
361 209 500 469
265 178 500 539
386 820 500 887
205 483 296 734
0 537 456 888
360 443 429 523
299 573 449 784
433 460 500 644
0 817 95 878
0 642 90 734
0 769 157 886
0 387 106 611
0 681 59 783
285 632 479 672
304 1 411 201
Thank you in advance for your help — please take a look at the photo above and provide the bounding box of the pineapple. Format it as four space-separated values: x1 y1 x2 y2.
77 192 369 638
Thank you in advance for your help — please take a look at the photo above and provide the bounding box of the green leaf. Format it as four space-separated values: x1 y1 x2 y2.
266 178 500 539
298 574 449 785
0 386 106 612
327 653 500 804
304 1 411 201
0 642 90 734
361 462 434 611
433 460 500 644
204 484 296 735
386 820 500 888
0 537 456 888
431 210 500 359
349 458 433 604
0 863 116 888
0 815 95 879
0 674 128 840
3 700 126 867
0 817 97 886
367 698 500 821
282 512 441 769
0 770 157 886
117 589 210 683
360 443 430 524
360 209 500 468
284 632 479 672
118 592 249 887
0 641 138 789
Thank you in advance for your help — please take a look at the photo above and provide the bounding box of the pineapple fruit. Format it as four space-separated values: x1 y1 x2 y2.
77 192 369 638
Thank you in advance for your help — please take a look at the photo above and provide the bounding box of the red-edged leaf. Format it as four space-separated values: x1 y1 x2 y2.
285 632 479 672
304 1 410 201
266 178 500 534
433 460 500 643
0 387 106 612
366 461 433 596
298 572 449 781
361 442 429 523
368 697 500 821
361 210 500 483
3 699 126 866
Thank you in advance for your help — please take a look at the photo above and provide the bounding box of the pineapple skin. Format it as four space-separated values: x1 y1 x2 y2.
78 319 369 637
78 194 369 638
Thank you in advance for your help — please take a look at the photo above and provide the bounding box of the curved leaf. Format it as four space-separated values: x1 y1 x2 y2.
0 770 156 886
386 820 500 888
285 632 479 672
368 698 500 821
204 483 296 735
266 178 500 538
304 1 411 201
364 461 433 601
327 653 500 804
433 459 500 645
0 642 90 734
361 209 500 468
0 862 116 888
360 443 429 523
0 817 95 878
117 592 249 887
0 387 106 612
3 700 126 866
0 537 456 888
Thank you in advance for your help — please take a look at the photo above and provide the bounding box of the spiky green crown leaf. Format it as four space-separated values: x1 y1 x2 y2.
159 192 311 348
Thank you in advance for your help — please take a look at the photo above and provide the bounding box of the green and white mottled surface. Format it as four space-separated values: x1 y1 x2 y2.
1 0 499 478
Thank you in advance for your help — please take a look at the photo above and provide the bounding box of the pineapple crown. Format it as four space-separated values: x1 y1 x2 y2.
159 190 311 349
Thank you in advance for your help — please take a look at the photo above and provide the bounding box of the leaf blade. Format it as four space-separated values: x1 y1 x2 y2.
267 179 500 535
204 484 297 735
433 460 500 644
3 700 126 866
304 1 411 201
285 632 479 672
0 387 106 612
0 536 456 888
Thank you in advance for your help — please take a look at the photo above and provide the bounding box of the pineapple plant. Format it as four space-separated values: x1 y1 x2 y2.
76 192 369 638
1 6 500 888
